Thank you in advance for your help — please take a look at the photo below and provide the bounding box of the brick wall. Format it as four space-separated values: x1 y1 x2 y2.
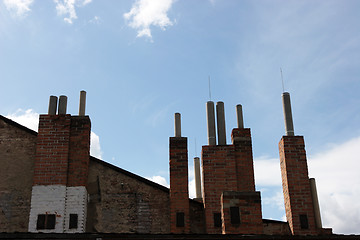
279 136 318 235
0 117 37 232
86 158 171 233
64 187 88 233
29 114 91 233
67 116 91 186
221 191 263 234
201 128 263 234
28 185 67 233
33 115 71 186
169 137 190 233
202 144 237 234
231 128 256 192
262 219 291 235
189 200 205 233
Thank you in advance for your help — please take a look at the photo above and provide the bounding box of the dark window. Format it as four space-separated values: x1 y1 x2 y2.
230 207 241 224
176 212 185 227
300 214 309 229
69 214 78 229
36 214 56 230
213 212 221 227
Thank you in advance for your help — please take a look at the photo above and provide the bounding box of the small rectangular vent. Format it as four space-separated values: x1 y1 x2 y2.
230 207 240 224
176 212 185 227
213 212 221 227
300 214 309 229
69 214 78 229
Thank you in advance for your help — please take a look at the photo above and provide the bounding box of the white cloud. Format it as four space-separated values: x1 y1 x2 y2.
262 190 284 212
146 175 169 188
188 177 196 199
188 165 196 199
254 157 282 187
308 136 360 234
3 0 34 18
5 109 102 160
255 136 360 234
5 109 39 131
89 15 101 25
124 0 174 39
54 0 92 24
90 131 102 159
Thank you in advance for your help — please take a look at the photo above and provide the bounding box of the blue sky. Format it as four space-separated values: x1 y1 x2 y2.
1 0 360 234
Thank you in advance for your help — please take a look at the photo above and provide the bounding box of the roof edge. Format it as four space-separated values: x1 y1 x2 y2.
0 114 38 136
262 219 288 224
90 156 170 193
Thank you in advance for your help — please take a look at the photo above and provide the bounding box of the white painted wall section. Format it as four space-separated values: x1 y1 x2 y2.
64 186 88 233
28 185 67 233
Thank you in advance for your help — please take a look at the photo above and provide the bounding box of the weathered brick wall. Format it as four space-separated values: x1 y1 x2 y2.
221 191 263 234
262 220 291 235
202 144 237 234
29 114 90 233
65 116 91 232
33 115 71 185
279 136 317 235
169 137 190 233
86 159 171 234
28 185 67 233
0 117 37 232
67 116 91 187
201 128 262 234
189 200 205 234
231 129 256 192
64 187 88 233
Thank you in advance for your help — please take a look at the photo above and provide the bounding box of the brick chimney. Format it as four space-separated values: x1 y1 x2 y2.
279 92 332 235
169 113 190 233
28 92 91 233
201 103 263 234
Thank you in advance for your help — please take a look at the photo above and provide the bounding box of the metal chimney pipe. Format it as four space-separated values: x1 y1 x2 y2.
79 90 86 116
310 178 323 228
236 104 244 128
58 95 68 115
48 96 58 115
174 113 181 137
194 157 202 199
282 92 294 136
216 101 226 145
206 101 216 145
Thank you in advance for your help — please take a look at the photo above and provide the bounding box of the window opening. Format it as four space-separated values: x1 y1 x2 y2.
69 214 78 229
36 214 56 230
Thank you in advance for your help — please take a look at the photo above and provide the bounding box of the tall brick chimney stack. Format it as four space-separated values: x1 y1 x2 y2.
201 103 263 234
279 92 331 235
169 113 190 233
28 91 91 233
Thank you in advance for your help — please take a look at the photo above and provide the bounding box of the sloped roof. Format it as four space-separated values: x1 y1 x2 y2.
90 155 170 193
0 114 37 136
0 114 169 193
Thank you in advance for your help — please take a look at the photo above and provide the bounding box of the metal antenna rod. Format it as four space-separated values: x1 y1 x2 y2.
208 76 212 101
195 138 197 157
280 68 285 92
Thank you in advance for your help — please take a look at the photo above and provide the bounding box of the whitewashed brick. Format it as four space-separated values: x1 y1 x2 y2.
28 185 66 233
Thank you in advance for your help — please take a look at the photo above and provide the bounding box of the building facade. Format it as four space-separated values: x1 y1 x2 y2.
0 91 332 235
